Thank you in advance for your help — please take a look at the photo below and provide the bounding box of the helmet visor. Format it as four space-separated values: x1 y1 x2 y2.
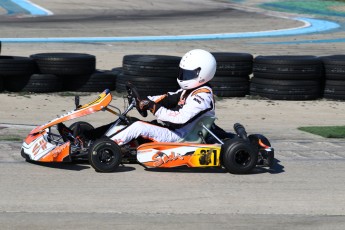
178 67 201 81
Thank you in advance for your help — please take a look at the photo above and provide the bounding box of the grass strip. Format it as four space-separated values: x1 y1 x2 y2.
298 126 345 138
261 1 345 17
0 135 23 141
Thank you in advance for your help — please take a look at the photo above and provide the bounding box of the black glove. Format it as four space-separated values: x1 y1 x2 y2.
138 99 159 114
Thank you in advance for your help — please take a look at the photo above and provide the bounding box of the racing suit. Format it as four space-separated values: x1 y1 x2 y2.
106 84 215 145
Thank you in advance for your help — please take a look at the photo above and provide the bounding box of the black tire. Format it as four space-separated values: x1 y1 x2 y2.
251 78 321 93
30 53 96 76
250 77 321 100
212 52 253 62
122 55 180 78
210 76 250 97
253 72 323 80
322 55 345 80
322 55 345 65
116 74 179 96
221 138 258 174
122 61 179 77
212 52 253 76
254 55 321 65
324 80 345 100
250 90 320 100
123 55 181 64
250 83 320 95
89 138 122 173
0 76 3 92
63 70 118 92
323 93 345 100
4 74 63 92
253 55 323 81
0 56 36 76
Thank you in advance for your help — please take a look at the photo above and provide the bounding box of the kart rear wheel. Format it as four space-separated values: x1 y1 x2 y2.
89 138 122 172
221 138 257 174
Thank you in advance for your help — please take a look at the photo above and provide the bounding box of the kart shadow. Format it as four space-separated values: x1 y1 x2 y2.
145 159 284 175
27 160 137 172
252 159 285 175
27 160 90 171
145 166 227 174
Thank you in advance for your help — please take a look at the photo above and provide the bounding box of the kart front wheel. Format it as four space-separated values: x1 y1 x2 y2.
88 138 122 172
221 138 258 174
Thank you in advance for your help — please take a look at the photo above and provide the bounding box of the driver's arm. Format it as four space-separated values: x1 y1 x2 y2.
148 89 183 109
153 91 214 128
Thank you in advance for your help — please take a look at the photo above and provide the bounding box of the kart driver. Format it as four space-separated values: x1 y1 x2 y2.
107 49 217 145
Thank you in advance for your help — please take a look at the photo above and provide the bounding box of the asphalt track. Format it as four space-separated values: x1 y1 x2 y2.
1 0 345 229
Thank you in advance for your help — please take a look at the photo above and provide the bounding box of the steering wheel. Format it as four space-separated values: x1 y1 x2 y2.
126 82 148 117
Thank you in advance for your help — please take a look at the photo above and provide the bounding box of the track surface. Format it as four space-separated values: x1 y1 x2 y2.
1 0 345 229
1 139 345 229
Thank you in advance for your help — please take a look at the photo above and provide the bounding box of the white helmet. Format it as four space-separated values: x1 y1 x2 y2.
177 49 216 90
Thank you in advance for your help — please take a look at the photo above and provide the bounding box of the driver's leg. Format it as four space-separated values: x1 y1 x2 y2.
107 121 181 145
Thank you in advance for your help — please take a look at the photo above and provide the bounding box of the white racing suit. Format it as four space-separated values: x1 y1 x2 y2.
106 84 215 145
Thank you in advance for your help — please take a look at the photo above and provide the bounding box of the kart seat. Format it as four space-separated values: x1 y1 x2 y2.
178 116 216 143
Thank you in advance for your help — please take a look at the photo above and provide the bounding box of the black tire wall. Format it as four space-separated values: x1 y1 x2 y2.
211 53 253 97
2 52 345 100
250 55 323 100
4 74 62 92
322 55 345 100
30 53 96 76
117 55 181 96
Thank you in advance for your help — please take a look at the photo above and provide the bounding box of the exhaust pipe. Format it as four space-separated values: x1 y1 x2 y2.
233 123 249 141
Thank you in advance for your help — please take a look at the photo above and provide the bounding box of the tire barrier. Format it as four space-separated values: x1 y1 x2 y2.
250 55 323 100
0 76 3 92
0 55 36 93
0 52 345 101
0 56 36 76
322 55 345 100
30 53 96 76
116 73 179 97
63 70 119 92
4 74 62 93
211 53 253 97
1 53 118 93
117 55 181 97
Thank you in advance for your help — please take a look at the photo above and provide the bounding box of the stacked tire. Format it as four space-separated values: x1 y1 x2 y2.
322 55 345 100
250 56 323 100
30 53 117 92
211 53 253 97
0 56 39 92
116 55 180 96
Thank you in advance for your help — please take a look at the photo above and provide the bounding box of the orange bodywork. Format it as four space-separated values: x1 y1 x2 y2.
39 142 71 162
23 90 112 162
30 90 112 135
137 142 221 168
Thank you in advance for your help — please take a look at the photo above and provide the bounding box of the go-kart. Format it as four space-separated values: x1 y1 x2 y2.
21 84 274 174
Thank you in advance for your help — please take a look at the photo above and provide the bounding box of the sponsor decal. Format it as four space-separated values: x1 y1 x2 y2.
51 143 69 158
189 148 220 166
195 94 205 101
152 151 184 167
33 139 48 156
193 97 201 104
